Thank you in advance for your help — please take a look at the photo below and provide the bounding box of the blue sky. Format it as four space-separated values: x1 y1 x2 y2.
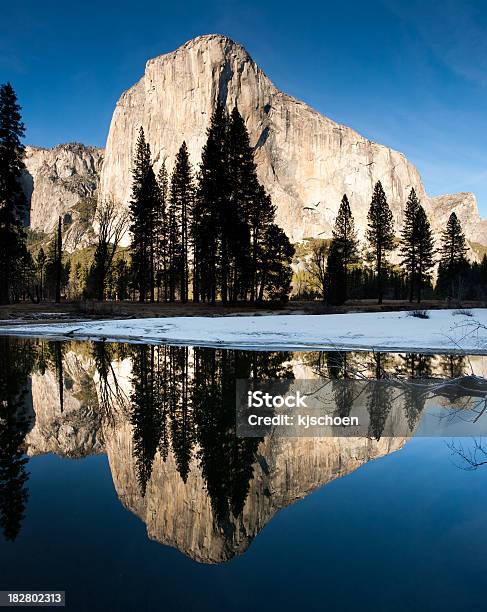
1 0 487 215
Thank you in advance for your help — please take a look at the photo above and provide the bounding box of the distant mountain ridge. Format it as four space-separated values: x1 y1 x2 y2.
22 34 487 252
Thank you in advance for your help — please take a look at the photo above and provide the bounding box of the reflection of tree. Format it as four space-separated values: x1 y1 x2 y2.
402 386 427 431
401 353 433 379
325 352 348 379
168 347 195 483
130 345 164 496
92 342 129 423
193 349 292 524
32 341 66 412
0 338 35 541
448 439 487 470
366 381 394 440
440 355 466 379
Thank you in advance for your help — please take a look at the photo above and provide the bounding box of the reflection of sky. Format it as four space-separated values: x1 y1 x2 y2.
417 403 487 436
1 437 487 611
2 1 487 214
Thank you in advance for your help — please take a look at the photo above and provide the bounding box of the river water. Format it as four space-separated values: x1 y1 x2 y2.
0 338 486 611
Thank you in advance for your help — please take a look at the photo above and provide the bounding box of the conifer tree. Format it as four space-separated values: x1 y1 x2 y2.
438 211 468 298
169 142 193 302
366 181 396 304
55 216 62 303
129 128 159 302
36 248 46 301
195 103 293 304
415 205 435 303
327 194 358 304
194 102 228 303
400 188 421 302
0 83 27 304
255 223 294 302
326 241 347 305
226 106 260 301
156 163 169 301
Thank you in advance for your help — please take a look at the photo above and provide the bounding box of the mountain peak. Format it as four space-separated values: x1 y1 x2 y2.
146 33 255 71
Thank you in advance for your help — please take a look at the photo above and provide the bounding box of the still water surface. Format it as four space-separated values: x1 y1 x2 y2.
0 338 487 611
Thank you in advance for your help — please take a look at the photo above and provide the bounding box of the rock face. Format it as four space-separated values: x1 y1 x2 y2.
100 34 486 245
429 192 487 247
22 143 103 243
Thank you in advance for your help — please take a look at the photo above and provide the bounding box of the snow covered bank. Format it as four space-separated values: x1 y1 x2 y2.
1 309 487 353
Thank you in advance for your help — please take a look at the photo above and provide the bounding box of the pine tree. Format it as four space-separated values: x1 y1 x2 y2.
415 205 435 303
438 212 468 298
326 241 346 305
169 142 193 302
0 83 27 304
129 128 159 302
226 106 260 302
194 102 228 303
399 188 421 302
156 163 168 301
328 194 358 304
255 223 294 302
366 181 396 304
55 216 62 303
36 248 46 301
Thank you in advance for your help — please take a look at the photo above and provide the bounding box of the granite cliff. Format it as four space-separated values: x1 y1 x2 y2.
22 143 103 250
22 35 486 250
100 34 486 246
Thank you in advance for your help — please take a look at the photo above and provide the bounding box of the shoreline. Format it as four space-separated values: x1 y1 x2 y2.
1 309 486 354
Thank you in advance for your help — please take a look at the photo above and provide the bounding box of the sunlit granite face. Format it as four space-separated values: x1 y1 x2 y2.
99 34 486 250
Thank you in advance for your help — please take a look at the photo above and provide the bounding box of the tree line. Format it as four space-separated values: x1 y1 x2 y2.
128 103 294 304
1 81 485 306
304 182 482 305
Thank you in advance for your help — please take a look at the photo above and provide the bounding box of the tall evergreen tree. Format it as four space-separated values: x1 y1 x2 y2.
156 163 169 301
194 102 228 303
326 241 346 305
55 216 62 303
36 247 46 301
226 106 260 302
169 142 194 303
195 103 293 304
327 194 358 304
129 128 159 302
366 181 396 304
400 188 421 302
415 205 435 303
255 223 294 302
438 212 468 298
0 83 27 304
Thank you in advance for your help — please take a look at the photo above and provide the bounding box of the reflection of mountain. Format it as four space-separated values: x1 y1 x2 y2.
107 425 405 562
21 341 413 562
13 340 487 562
27 345 103 458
